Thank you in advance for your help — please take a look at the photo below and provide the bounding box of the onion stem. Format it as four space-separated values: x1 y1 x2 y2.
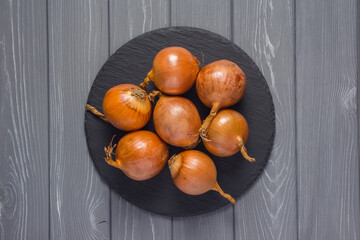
238 139 255 163
148 90 162 102
140 70 153 90
85 104 109 122
212 182 235 205
200 51 205 67
199 102 221 141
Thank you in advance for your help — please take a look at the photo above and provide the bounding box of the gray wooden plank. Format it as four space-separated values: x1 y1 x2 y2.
109 1 172 239
0 0 49 239
171 1 234 240
48 0 110 239
110 0 169 50
171 0 231 38
296 0 360 239
233 0 297 239
172 207 234 240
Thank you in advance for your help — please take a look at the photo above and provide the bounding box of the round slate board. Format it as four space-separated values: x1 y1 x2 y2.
85 27 275 217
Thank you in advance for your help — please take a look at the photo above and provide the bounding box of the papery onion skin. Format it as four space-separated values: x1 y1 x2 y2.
204 109 248 156
102 84 151 131
203 109 255 162
105 130 169 181
196 59 246 108
168 150 236 204
153 95 201 148
168 150 217 195
143 47 200 95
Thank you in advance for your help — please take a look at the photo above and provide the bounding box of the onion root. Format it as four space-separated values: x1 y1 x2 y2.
85 104 109 122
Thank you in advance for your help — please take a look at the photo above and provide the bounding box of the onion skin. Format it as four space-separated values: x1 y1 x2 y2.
196 59 246 108
196 60 246 140
169 150 216 195
141 47 200 95
153 95 201 148
168 150 235 204
102 84 151 131
105 131 169 181
203 109 255 162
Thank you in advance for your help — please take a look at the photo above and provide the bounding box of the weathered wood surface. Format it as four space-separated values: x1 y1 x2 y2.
109 1 172 240
296 0 360 239
171 1 234 240
0 0 359 239
233 0 297 239
0 0 49 239
48 0 110 239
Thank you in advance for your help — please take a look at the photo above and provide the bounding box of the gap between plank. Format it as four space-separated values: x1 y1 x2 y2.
230 2 235 240
46 0 51 239
357 0 360 229
107 0 112 239
293 0 299 239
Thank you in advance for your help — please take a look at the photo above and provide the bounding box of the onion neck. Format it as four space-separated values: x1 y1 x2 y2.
148 90 163 102
85 104 109 122
238 139 255 163
211 182 235 205
199 52 204 67
140 69 154 90
199 102 222 141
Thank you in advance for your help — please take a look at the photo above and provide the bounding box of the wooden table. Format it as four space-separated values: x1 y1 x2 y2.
0 0 359 239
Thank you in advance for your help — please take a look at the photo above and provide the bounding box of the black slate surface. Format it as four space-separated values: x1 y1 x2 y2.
84 27 275 217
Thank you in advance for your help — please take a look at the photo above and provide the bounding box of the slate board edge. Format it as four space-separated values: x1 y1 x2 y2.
84 26 276 217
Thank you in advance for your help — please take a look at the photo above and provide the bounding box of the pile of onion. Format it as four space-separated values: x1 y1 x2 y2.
86 84 151 131
203 109 255 162
196 59 246 140
152 91 201 148
140 47 200 95
104 130 169 181
85 47 257 207
168 150 235 204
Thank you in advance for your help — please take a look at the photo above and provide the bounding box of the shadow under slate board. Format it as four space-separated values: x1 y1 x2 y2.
84 27 275 217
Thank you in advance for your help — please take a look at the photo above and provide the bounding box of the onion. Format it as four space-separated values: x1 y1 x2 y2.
196 59 246 140
152 91 201 148
140 47 200 95
203 109 255 162
86 84 151 131
168 150 235 204
104 131 169 181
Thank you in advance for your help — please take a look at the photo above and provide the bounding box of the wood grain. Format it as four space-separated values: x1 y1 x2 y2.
233 0 297 239
171 1 234 240
109 1 172 239
296 0 360 239
48 0 110 239
0 0 49 239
